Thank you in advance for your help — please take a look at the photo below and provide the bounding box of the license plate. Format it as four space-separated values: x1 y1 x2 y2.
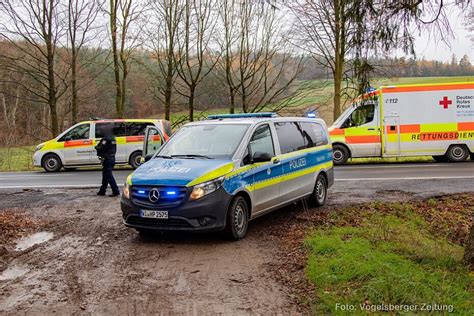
141 210 168 219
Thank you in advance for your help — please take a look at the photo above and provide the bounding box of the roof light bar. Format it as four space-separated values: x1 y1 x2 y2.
207 112 278 119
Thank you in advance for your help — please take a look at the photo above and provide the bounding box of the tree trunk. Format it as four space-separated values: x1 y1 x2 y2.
229 88 235 114
164 57 173 121
46 41 58 137
464 222 474 270
188 86 195 122
333 67 342 121
71 49 78 123
110 0 123 118
333 0 343 122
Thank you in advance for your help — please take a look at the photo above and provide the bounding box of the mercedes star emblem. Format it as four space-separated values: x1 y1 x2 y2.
148 188 160 203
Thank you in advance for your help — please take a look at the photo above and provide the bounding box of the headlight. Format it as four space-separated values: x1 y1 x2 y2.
189 176 225 201
35 144 44 152
123 182 130 199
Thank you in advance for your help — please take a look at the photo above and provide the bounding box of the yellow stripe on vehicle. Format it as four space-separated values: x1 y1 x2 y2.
247 160 333 192
186 162 235 187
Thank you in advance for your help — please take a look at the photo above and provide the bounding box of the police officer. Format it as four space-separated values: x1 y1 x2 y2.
95 124 120 197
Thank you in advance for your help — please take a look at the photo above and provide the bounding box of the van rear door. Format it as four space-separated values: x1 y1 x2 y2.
143 126 165 159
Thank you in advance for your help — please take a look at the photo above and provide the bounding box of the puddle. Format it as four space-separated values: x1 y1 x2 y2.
15 232 54 251
0 265 30 281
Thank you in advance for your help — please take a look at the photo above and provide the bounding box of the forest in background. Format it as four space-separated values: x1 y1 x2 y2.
0 0 472 146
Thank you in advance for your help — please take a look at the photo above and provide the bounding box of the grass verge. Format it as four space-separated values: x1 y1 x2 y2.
0 146 37 172
265 194 474 315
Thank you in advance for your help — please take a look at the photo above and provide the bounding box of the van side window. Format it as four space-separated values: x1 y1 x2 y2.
275 122 306 154
343 103 375 128
249 124 274 156
58 124 90 141
96 122 127 138
126 122 153 136
301 122 328 147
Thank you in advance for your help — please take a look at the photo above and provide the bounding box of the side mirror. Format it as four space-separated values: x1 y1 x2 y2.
65 136 72 141
252 151 273 163
144 154 154 162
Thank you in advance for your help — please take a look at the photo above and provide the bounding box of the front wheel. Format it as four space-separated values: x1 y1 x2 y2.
224 196 249 241
129 151 143 169
42 154 62 172
332 144 349 165
446 145 469 162
308 174 327 207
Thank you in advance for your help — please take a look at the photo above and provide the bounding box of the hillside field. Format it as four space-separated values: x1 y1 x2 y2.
0 76 472 171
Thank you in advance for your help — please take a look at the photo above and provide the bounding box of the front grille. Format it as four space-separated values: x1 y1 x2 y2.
131 186 188 208
126 216 193 229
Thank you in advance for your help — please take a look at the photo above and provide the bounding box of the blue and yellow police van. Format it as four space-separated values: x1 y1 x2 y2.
121 113 334 240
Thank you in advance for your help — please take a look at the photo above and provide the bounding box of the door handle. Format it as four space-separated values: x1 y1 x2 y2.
83 140 92 144
367 128 375 131
273 158 280 164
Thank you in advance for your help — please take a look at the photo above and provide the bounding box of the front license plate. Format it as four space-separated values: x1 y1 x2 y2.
141 210 168 219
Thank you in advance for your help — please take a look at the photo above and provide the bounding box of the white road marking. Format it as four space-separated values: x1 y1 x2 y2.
338 163 452 169
337 176 474 181
0 184 124 189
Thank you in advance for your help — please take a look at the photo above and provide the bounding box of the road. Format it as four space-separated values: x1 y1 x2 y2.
0 162 472 189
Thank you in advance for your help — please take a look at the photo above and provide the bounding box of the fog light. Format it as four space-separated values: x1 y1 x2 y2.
198 217 213 226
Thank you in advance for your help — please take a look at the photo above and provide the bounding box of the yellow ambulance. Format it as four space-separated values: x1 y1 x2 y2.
329 82 474 164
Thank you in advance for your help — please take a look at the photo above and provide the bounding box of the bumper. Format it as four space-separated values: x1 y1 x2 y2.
121 187 233 232
33 151 43 167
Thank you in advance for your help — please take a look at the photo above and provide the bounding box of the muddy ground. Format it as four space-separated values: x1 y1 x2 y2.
0 186 472 315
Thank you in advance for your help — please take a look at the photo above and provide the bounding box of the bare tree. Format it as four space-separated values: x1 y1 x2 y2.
218 0 303 114
216 0 239 114
288 0 457 121
143 0 183 121
0 0 70 137
66 0 103 123
108 0 142 118
174 0 217 121
289 1 356 121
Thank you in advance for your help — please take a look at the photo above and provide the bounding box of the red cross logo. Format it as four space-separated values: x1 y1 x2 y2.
438 96 452 109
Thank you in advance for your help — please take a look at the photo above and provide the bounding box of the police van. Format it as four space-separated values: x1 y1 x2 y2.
329 82 474 164
33 119 171 172
121 113 334 240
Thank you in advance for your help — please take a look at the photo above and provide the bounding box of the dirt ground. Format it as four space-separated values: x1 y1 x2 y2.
0 188 472 315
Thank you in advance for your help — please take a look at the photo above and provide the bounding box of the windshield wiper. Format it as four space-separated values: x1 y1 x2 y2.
155 155 173 159
171 154 214 159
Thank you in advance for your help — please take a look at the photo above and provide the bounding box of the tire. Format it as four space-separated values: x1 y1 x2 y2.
308 174 327 207
129 151 143 169
224 196 249 241
470 154 474 161
42 154 62 172
332 144 349 165
446 145 469 162
432 155 448 162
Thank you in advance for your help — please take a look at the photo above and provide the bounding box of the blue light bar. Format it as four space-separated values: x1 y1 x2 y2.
138 190 146 194
307 113 316 118
166 191 177 195
208 112 278 119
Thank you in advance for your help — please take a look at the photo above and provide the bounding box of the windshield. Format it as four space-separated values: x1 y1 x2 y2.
333 106 355 127
158 124 250 159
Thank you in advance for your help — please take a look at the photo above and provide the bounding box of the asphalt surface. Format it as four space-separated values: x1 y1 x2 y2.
0 162 472 189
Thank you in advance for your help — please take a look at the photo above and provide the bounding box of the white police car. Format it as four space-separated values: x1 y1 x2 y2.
121 113 334 240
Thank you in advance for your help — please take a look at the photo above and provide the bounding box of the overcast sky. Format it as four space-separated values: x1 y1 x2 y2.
412 5 473 62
